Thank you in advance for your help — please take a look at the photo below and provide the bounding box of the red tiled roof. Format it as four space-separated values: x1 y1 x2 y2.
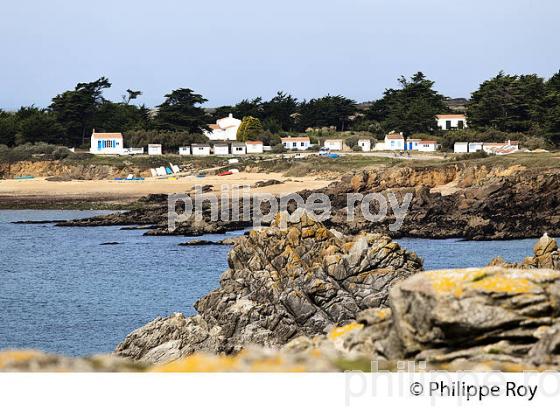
385 133 404 140
420 140 437 144
246 140 263 145
92 132 123 139
281 137 310 142
436 114 466 119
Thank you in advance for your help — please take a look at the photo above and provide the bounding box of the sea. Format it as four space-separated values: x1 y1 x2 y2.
0 210 537 356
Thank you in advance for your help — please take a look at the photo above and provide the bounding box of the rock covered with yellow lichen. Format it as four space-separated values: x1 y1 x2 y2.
115 212 422 363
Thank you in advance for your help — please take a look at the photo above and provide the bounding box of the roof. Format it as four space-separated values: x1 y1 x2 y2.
420 140 438 144
232 142 246 146
212 143 229 146
454 142 469 145
192 143 210 147
92 132 123 139
325 139 343 142
245 140 263 145
436 114 466 119
385 133 404 140
208 124 222 130
281 137 310 142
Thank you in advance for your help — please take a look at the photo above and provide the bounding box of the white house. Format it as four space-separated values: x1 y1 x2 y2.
231 142 247 155
454 142 469 153
324 139 344 151
281 137 311 151
90 131 125 155
179 146 191 156
406 138 422 151
213 143 230 156
358 139 371 152
417 140 438 152
192 144 211 156
384 132 405 150
148 144 162 156
246 140 264 154
204 114 242 141
436 114 467 130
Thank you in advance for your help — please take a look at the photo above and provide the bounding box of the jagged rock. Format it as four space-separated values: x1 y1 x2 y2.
115 212 422 362
489 234 560 270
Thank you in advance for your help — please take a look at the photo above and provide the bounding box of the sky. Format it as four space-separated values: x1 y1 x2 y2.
0 0 559 109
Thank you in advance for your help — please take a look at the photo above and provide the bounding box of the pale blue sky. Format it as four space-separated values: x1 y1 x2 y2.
0 0 558 109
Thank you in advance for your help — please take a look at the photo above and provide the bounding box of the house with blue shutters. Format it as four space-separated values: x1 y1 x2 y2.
90 130 125 155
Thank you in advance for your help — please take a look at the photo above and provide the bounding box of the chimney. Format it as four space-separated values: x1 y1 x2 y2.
229 113 233 118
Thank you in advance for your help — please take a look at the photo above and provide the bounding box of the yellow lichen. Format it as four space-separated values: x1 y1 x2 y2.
469 276 540 294
328 322 364 341
0 350 43 368
150 354 239 372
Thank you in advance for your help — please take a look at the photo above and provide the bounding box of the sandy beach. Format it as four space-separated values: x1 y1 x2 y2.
0 172 333 208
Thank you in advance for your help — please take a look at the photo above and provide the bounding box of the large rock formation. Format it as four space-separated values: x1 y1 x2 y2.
115 212 422 362
289 266 560 368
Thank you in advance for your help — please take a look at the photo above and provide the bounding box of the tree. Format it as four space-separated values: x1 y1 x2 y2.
0 110 18 146
368 72 447 135
237 116 264 141
467 71 546 133
50 77 112 145
298 95 356 131
155 88 209 133
231 98 263 119
14 107 64 145
261 91 298 131
122 89 142 104
541 70 560 145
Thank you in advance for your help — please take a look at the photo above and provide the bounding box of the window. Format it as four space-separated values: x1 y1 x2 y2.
458 120 464 129
446 120 452 129
292 142 297 148
300 142 305 147
98 140 102 150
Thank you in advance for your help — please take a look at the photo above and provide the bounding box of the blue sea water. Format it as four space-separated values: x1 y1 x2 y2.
0 210 536 356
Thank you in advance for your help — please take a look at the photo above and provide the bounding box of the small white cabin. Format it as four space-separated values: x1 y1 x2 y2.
213 144 230 156
179 147 191 156
281 137 310 151
246 140 264 154
417 140 438 152
358 139 371 152
324 139 344 151
384 133 405 150
192 144 211 156
90 131 124 155
231 143 247 155
454 142 469 153
148 144 162 156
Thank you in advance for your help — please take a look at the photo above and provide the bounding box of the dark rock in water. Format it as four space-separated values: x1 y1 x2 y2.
100 242 121 246
12 220 67 225
120 225 158 231
115 212 422 363
178 239 231 246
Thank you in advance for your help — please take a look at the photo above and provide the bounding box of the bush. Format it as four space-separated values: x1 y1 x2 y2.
345 136 359 148
352 145 363 152
272 143 286 153
0 143 74 163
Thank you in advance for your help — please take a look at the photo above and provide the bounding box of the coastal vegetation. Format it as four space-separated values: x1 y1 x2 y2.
1 71 559 152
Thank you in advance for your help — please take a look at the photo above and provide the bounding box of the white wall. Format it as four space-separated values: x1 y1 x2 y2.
148 144 162 155
417 143 437 152
246 144 263 154
282 140 310 151
358 140 371 152
214 146 229 155
232 145 246 155
179 147 191 155
90 137 124 155
192 146 211 156
437 117 467 130
454 143 469 153
385 138 405 150
324 140 343 151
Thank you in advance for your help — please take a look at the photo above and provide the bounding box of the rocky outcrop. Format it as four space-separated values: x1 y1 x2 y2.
324 166 560 240
115 212 422 362
489 233 560 270
0 160 150 180
282 266 560 369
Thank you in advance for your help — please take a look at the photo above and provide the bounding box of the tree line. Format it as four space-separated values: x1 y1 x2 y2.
0 70 559 149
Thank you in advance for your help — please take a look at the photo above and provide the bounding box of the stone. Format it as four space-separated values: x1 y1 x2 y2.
115 212 422 362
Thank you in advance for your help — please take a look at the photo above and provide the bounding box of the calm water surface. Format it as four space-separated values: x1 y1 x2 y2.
0 210 536 356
